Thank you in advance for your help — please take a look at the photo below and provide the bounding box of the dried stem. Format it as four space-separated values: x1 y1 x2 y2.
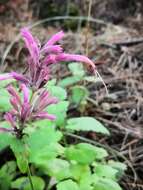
85 0 93 56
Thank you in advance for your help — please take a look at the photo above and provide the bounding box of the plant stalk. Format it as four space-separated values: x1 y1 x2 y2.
27 164 35 190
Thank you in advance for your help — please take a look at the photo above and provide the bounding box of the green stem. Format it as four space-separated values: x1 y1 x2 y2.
27 164 35 190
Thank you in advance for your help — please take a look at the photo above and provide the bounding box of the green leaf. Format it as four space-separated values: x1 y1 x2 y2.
25 126 63 165
0 89 11 112
0 161 17 190
108 160 127 171
32 119 53 129
68 62 85 77
66 117 110 135
0 161 16 180
0 174 11 190
70 163 93 190
94 164 118 180
46 85 67 101
46 79 57 86
70 163 91 181
0 122 13 150
43 158 71 181
91 173 99 184
58 76 82 87
11 176 45 190
30 143 64 166
45 83 69 126
57 179 79 190
108 160 127 179
0 79 15 88
77 143 108 160
65 145 93 164
71 86 89 105
93 178 122 190
10 138 28 173
27 126 62 146
65 143 108 164
58 62 85 87
79 183 93 190
79 174 93 190
47 101 69 126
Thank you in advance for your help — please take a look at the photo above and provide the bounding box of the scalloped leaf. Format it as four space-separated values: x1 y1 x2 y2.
57 179 79 190
93 178 122 190
11 176 45 190
65 143 108 164
0 122 13 150
66 117 110 135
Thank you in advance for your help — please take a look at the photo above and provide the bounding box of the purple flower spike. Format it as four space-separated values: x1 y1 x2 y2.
33 112 56 121
7 85 21 105
4 112 16 129
41 45 63 54
34 90 58 111
43 54 57 65
11 72 29 84
35 68 50 88
38 96 58 111
21 84 29 103
21 103 31 122
0 28 97 90
10 98 19 112
21 27 39 64
7 85 31 123
44 30 64 46
6 83 57 126
56 53 96 71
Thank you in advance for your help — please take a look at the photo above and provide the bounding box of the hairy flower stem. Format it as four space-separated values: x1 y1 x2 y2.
27 164 35 190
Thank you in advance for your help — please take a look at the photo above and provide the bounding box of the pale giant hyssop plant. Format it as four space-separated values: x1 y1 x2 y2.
0 28 126 190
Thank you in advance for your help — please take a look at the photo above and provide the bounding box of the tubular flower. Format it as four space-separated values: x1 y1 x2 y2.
21 27 40 65
0 28 96 88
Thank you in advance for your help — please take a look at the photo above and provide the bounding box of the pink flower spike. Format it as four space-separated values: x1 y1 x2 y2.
38 96 58 111
7 85 21 105
39 89 49 99
44 30 64 46
21 103 31 122
41 45 63 54
11 72 29 84
0 73 12 81
43 54 57 65
33 112 56 121
21 27 39 64
4 112 16 129
35 68 50 88
10 98 19 112
56 53 96 71
21 84 29 103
